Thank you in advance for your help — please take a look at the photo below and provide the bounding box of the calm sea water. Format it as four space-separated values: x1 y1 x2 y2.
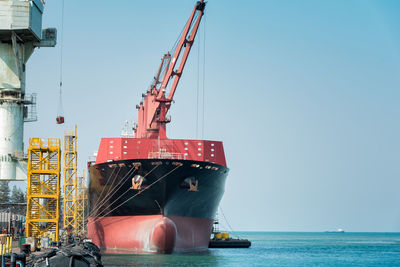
102 232 400 266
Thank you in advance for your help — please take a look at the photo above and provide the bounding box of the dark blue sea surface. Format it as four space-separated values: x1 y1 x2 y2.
102 232 400 266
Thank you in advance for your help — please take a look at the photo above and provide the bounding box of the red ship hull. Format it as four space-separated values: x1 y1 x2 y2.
87 215 213 254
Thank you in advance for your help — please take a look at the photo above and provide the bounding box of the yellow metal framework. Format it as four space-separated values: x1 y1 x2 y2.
26 138 61 241
75 170 86 234
63 126 77 232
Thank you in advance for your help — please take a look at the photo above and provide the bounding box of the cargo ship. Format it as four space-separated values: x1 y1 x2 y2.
87 1 229 254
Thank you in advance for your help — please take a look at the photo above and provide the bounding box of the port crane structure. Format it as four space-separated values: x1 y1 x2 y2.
135 0 205 140
0 0 56 181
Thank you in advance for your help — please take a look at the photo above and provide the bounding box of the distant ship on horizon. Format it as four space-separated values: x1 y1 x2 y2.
325 228 345 233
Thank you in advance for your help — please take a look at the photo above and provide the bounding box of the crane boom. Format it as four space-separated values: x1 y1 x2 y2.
158 0 206 100
135 1 206 139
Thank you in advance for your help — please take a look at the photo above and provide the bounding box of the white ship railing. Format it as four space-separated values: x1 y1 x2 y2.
148 151 185 160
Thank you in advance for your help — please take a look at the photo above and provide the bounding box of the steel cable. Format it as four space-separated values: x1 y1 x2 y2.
196 21 200 139
57 0 65 117
201 13 206 139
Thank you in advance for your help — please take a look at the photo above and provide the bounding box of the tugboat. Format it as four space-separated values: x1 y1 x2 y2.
209 218 251 249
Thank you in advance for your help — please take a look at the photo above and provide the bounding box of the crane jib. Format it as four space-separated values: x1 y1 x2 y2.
134 0 206 140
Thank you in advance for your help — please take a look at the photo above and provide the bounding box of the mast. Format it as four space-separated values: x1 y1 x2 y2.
135 1 206 139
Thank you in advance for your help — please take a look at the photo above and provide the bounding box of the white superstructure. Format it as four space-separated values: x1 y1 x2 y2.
0 0 56 180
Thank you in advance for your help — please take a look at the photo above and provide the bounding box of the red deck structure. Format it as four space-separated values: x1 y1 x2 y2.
95 138 226 167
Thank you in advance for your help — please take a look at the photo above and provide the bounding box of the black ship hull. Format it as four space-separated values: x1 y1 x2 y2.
87 159 228 253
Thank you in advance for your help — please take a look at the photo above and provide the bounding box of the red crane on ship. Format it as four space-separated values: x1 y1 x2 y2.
135 0 206 140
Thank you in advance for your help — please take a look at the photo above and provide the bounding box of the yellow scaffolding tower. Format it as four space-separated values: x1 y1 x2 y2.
63 125 77 232
26 138 61 241
75 170 86 235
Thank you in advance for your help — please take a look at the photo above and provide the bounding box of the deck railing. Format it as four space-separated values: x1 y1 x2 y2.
148 151 185 160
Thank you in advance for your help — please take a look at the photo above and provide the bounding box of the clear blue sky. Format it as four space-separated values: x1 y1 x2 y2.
24 0 400 232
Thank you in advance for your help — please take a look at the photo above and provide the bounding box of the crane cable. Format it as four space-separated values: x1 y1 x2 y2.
196 12 206 139
201 14 206 139
196 21 200 139
57 0 65 117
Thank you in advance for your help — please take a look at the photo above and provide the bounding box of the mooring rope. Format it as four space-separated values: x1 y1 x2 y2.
99 167 122 200
90 164 160 218
88 167 136 217
95 163 129 208
88 166 137 218
87 164 182 226
219 206 240 238
89 166 120 211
